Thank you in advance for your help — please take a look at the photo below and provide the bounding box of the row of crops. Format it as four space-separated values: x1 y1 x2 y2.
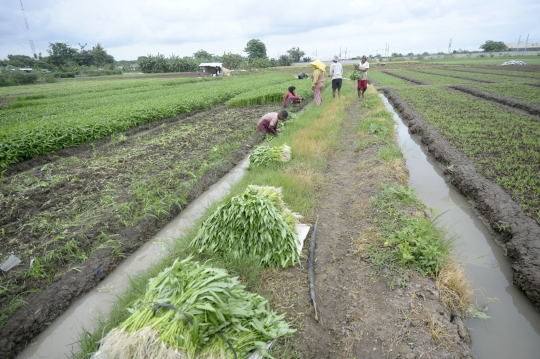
1 73 307 169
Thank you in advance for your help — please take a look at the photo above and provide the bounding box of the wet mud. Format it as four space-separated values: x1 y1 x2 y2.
449 85 540 117
380 87 540 312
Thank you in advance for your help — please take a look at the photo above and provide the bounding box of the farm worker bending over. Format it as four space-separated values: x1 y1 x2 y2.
283 86 303 108
329 55 343 99
355 55 369 99
310 59 326 106
257 110 289 136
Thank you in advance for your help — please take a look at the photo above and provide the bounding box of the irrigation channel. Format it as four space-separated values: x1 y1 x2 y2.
379 94 540 359
15 96 540 359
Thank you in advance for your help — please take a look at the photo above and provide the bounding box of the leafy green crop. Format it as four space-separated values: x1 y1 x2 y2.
98 257 294 358
190 186 301 267
250 144 291 167
394 85 540 222
0 74 294 168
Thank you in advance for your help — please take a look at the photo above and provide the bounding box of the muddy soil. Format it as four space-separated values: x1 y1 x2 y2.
262 94 473 358
0 103 287 359
381 71 429 85
450 85 540 117
380 87 540 312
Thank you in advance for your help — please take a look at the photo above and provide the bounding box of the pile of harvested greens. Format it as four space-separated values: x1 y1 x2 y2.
190 185 302 267
350 70 363 80
98 257 294 359
249 144 291 167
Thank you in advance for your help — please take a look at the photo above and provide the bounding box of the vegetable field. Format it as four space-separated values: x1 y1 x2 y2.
370 64 540 223
0 73 300 169
1 66 323 358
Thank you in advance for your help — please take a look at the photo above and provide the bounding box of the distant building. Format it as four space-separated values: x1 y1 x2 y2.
506 42 540 51
198 62 231 77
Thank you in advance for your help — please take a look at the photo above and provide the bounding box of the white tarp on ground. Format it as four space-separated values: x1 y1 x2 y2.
91 224 311 359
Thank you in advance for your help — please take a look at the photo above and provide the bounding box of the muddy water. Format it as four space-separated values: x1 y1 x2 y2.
16 157 250 359
380 94 540 359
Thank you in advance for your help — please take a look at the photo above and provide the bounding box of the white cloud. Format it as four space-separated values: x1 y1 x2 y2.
1 0 538 60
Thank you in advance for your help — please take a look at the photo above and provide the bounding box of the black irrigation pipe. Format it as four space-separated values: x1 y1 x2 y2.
309 215 319 321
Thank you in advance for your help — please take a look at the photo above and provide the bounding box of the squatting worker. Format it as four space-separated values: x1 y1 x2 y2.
298 72 308 79
329 55 343 99
310 59 326 106
355 55 369 99
283 86 303 108
257 110 288 136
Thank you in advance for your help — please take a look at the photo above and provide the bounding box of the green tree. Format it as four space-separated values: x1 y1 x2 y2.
47 42 78 67
286 47 305 62
221 52 244 69
480 40 507 52
7 54 35 67
193 49 215 61
277 54 291 66
91 43 114 67
244 39 267 61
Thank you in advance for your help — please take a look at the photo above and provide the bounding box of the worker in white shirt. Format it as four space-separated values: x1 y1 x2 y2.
329 55 343 99
355 55 370 99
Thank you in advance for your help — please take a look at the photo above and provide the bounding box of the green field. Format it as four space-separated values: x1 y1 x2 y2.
466 83 540 105
424 55 540 65
0 73 306 169
392 85 540 220
417 68 536 83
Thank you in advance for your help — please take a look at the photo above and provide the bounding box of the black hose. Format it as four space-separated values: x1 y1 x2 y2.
309 216 319 321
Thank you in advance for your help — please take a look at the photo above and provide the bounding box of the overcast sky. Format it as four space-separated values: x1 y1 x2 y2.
1 0 538 61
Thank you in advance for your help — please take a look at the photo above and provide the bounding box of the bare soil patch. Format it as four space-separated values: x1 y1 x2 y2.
380 87 540 312
261 93 473 358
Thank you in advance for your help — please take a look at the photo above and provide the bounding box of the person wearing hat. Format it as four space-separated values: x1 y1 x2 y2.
329 55 344 99
283 86 303 108
310 59 326 106
257 110 289 136
355 55 370 99
298 72 308 79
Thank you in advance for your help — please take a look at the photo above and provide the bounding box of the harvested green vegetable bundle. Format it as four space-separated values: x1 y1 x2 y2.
190 186 301 267
350 70 363 80
250 144 291 167
98 257 294 359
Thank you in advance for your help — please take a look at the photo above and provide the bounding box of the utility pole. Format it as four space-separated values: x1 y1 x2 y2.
524 33 529 55
339 47 342 58
345 47 347 60
517 35 521 52
448 38 452 54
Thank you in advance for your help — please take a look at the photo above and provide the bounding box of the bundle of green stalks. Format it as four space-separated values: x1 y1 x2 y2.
190 185 302 267
249 144 291 167
98 257 294 359
350 70 363 80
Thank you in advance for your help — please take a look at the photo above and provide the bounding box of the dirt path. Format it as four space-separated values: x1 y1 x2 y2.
264 91 473 358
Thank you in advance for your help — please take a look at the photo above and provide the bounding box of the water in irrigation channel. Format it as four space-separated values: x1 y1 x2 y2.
380 94 540 359
16 157 251 359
